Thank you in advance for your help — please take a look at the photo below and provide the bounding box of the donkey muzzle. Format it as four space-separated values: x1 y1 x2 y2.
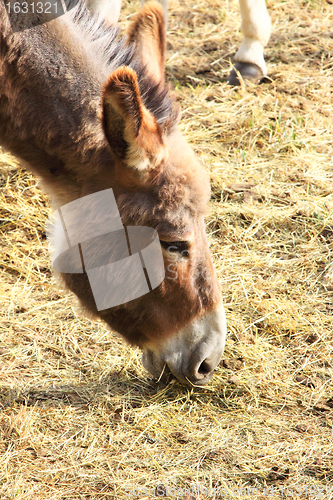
142 305 227 385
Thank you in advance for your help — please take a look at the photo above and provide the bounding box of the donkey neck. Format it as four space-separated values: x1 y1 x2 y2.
0 12 117 201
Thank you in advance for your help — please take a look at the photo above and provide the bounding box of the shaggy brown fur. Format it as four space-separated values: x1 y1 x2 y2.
0 1 221 347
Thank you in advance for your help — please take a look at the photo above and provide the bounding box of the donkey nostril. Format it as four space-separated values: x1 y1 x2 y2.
187 354 220 383
198 359 214 376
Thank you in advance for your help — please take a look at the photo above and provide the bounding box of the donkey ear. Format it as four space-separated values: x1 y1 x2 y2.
102 66 167 172
127 1 166 85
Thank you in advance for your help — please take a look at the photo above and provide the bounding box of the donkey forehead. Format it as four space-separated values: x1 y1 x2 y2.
113 131 211 232
164 133 211 198
117 188 205 233
121 166 210 225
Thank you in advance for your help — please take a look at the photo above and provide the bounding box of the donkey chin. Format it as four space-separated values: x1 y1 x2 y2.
142 305 227 386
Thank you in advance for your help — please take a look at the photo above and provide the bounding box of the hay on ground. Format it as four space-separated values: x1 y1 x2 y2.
0 0 332 498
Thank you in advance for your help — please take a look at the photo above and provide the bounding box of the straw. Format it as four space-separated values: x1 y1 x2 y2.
1 0 332 498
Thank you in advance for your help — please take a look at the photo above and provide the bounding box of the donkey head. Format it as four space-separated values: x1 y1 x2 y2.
62 2 226 385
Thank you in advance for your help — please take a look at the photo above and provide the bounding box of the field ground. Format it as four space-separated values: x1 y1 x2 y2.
0 0 333 498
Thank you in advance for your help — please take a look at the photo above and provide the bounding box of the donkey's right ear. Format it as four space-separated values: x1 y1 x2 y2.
127 1 166 85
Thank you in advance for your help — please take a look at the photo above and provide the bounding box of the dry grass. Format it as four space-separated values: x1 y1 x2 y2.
1 0 333 498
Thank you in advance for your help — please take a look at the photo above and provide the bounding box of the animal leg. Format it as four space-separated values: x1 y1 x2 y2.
228 0 271 85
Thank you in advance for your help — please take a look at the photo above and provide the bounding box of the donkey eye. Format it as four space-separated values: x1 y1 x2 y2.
160 240 189 257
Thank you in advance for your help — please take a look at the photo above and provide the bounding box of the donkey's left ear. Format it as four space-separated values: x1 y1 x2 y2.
127 1 166 85
102 66 167 172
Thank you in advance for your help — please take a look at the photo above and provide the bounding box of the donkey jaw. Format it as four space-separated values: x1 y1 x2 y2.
142 305 227 386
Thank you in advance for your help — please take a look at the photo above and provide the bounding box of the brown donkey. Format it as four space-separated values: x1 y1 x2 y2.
0 1 226 385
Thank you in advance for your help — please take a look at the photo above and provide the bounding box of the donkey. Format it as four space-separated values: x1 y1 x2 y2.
0 1 227 385
88 0 271 85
